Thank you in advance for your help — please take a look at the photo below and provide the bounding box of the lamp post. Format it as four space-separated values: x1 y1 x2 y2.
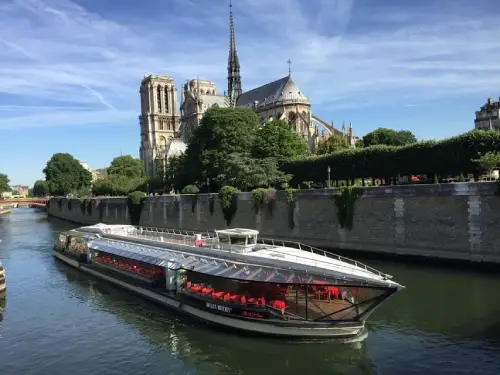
327 166 331 188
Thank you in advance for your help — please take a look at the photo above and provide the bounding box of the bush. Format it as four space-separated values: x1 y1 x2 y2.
282 130 500 184
127 191 147 225
219 185 240 225
181 185 200 194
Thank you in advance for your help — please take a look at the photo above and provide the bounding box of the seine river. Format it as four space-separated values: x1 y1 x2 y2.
1 208 500 375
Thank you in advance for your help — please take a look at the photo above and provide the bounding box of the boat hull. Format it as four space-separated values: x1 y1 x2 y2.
52 251 365 339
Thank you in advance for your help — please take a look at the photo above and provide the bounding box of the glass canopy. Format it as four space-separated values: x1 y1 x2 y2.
87 238 385 286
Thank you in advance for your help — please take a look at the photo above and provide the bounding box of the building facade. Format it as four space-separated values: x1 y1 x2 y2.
139 75 180 178
475 97 500 130
139 2 356 178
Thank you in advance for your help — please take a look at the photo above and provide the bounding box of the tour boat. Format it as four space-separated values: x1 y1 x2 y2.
52 223 404 339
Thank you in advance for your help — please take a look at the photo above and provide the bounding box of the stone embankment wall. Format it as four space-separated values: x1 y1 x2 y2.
47 183 500 264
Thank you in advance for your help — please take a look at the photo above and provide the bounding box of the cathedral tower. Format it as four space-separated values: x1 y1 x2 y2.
139 74 180 178
227 0 242 105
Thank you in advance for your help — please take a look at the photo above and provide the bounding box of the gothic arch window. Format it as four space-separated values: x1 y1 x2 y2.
288 111 296 126
160 136 167 150
164 87 169 113
157 86 162 112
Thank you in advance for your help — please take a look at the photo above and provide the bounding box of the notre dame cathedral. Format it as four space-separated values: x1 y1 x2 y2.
139 2 356 178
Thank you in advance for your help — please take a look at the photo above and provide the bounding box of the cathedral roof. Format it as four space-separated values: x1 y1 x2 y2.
200 94 229 108
164 138 187 159
236 75 309 109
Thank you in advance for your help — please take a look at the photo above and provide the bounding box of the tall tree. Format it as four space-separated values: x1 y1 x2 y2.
251 120 310 161
362 128 417 147
0 173 10 193
316 135 350 155
216 153 291 191
32 180 49 197
43 153 92 196
108 155 144 178
183 107 260 184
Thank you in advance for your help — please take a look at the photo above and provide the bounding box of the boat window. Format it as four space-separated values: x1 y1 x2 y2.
67 236 87 254
247 235 256 245
218 235 230 244
181 271 393 322
231 237 246 245
59 234 67 245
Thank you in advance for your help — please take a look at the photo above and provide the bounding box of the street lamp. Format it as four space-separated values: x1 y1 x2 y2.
327 166 331 188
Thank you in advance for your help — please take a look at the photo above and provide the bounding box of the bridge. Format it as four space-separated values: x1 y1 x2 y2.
0 198 49 209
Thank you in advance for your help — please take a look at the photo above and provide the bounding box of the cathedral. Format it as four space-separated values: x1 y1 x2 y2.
139 2 356 178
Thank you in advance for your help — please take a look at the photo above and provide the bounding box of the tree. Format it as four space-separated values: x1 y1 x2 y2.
473 151 500 180
108 155 144 179
362 128 417 147
0 173 10 193
183 107 260 184
215 153 291 191
11 190 20 196
252 120 310 161
33 180 49 197
43 153 92 196
316 135 350 155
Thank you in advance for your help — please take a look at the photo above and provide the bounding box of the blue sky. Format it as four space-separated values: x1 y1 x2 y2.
1 0 499 186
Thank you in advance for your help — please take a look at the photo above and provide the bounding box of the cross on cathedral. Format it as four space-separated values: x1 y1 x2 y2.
287 59 292 75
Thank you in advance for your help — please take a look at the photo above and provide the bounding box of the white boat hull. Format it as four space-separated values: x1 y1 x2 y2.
53 251 365 338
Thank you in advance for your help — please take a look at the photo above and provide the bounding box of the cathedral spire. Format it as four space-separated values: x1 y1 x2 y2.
228 0 242 106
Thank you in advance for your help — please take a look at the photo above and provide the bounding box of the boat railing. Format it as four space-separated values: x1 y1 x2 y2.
256 238 392 279
116 226 218 247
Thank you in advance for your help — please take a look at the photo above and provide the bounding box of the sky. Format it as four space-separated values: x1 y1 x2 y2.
1 0 500 186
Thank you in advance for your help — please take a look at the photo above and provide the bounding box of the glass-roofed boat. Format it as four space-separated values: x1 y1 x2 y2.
53 223 404 339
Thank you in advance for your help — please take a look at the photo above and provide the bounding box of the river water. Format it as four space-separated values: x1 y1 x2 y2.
0 208 499 375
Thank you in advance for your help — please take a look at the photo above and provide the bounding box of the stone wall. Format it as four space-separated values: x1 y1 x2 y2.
47 182 500 264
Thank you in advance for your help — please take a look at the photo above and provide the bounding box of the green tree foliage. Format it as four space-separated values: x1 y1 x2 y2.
11 190 20 195
215 153 291 191
164 155 186 191
251 120 310 161
43 153 92 196
281 130 500 184
183 107 259 183
92 155 146 196
32 180 49 197
472 151 500 180
0 173 10 193
362 128 417 147
316 134 350 155
108 155 144 179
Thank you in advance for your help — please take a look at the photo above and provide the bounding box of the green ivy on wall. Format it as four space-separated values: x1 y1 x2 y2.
127 191 147 226
284 188 296 229
219 185 240 225
80 199 86 214
251 188 276 216
208 194 215 216
332 186 364 230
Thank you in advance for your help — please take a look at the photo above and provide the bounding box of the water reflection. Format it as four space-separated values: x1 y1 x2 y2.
1 209 500 375
58 264 374 375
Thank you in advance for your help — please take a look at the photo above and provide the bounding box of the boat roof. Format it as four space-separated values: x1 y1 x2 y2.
87 237 392 287
216 228 259 237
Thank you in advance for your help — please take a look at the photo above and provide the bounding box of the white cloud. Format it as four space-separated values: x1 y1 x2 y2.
0 0 499 129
